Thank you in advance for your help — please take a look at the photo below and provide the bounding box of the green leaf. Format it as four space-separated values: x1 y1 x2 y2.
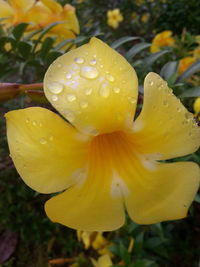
125 43 151 60
45 51 62 65
160 61 178 80
111 36 140 49
144 50 170 66
17 41 32 58
12 23 29 41
54 38 74 50
177 60 200 82
39 37 55 58
195 193 200 203
178 87 200 98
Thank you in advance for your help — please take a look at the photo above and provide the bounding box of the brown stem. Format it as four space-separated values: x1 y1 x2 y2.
19 83 43 92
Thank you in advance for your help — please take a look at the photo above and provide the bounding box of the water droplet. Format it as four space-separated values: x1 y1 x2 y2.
80 100 88 109
39 122 42 127
81 66 99 79
116 113 123 121
49 135 54 141
85 88 92 95
90 59 97 65
106 74 115 82
25 118 30 123
67 94 76 102
40 138 47 144
48 81 63 94
100 65 103 68
113 87 120 93
150 81 154 86
57 62 62 68
99 83 110 98
51 95 58 101
74 57 84 64
64 110 75 122
128 96 136 104
66 73 72 79
163 100 168 106
32 120 37 126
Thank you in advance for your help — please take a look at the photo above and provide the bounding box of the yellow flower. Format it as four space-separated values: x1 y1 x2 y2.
141 13 150 23
150 31 175 53
0 0 79 44
107 9 123 29
193 98 200 114
77 231 113 256
91 255 113 267
195 35 200 45
192 47 200 59
178 57 196 74
6 38 200 231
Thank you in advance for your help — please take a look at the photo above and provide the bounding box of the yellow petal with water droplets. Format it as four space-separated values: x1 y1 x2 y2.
124 160 200 224
8 0 35 12
6 107 90 194
44 37 138 136
132 72 200 160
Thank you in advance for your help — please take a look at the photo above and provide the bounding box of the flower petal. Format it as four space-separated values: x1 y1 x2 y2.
0 0 14 18
45 133 125 230
40 0 62 14
8 0 35 12
44 37 138 135
62 4 80 34
6 107 90 193
124 160 200 224
132 72 200 160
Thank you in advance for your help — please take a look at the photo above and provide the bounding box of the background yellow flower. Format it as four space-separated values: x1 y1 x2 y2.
107 9 123 29
150 30 175 53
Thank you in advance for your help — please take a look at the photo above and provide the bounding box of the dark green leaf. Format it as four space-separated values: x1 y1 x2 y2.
125 43 151 60
144 50 170 66
39 37 55 58
160 61 178 79
12 23 29 41
17 41 32 58
179 87 200 97
111 36 140 49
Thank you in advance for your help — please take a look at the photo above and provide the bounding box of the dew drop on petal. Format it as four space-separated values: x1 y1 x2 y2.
177 107 181 112
163 100 168 107
85 88 92 95
74 57 84 64
106 74 115 82
49 135 54 141
32 120 37 126
81 66 99 79
51 95 58 101
48 82 63 94
128 96 136 104
90 59 97 65
39 138 47 144
99 83 110 98
25 118 30 124
113 87 120 93
67 94 76 102
66 73 72 79
80 100 88 109
64 110 75 122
